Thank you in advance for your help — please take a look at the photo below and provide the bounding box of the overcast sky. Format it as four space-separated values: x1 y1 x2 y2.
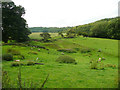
12 0 119 27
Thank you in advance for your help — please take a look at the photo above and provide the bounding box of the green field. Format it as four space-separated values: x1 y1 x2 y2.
2 33 118 88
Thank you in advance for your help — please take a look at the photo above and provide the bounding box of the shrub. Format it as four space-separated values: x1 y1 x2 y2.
66 34 76 38
98 49 102 52
11 62 24 67
90 60 98 69
18 55 25 60
99 62 105 70
7 48 21 55
14 55 25 60
80 48 91 53
27 61 35 66
28 51 38 55
105 64 116 69
74 48 80 51
56 55 76 64
2 70 11 88
2 54 13 61
57 48 77 53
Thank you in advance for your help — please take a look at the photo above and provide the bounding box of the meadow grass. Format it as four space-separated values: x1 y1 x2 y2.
2 33 118 88
29 32 58 39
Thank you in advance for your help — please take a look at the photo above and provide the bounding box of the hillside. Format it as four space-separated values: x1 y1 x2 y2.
69 17 120 40
29 27 71 33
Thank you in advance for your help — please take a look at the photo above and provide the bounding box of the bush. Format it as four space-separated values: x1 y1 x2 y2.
66 34 76 38
11 62 24 67
99 62 105 70
28 51 38 55
19 55 25 60
14 55 25 60
74 48 80 51
56 55 76 64
7 48 21 55
2 54 13 61
80 48 91 53
90 60 98 69
57 48 77 53
27 61 35 66
105 64 116 69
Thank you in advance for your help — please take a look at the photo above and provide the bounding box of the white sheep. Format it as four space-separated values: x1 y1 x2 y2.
98 58 101 62
14 60 20 62
61 52 64 55
38 49 40 51
36 57 39 61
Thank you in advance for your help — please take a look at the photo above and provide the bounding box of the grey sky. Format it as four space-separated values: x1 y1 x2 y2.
12 0 119 27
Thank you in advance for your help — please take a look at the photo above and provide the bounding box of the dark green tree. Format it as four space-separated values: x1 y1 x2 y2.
90 21 108 38
40 32 51 42
2 2 31 43
106 18 120 39
58 31 64 38
66 29 76 38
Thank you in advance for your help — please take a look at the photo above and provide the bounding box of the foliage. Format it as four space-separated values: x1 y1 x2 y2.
66 29 76 38
27 61 35 66
2 53 13 61
56 55 76 64
2 70 11 88
29 27 71 33
7 48 21 55
28 51 38 55
90 60 98 69
2 69 49 88
11 62 24 67
40 32 51 42
57 48 77 53
58 31 64 38
105 64 116 69
2 2 31 43
80 48 92 53
99 62 105 70
67 17 120 40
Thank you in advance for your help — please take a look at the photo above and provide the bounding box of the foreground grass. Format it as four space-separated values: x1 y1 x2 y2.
2 35 118 88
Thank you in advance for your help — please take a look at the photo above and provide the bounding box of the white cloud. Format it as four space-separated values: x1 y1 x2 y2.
12 0 119 27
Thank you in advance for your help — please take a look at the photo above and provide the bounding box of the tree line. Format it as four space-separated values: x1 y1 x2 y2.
65 17 120 40
29 27 71 33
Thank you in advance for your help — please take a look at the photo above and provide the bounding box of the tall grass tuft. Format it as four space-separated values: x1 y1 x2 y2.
2 67 49 88
90 60 98 69
7 48 21 55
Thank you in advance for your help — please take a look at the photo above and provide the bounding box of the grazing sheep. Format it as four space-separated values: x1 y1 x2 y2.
36 57 39 61
38 49 40 52
61 52 64 55
98 58 101 62
14 60 20 62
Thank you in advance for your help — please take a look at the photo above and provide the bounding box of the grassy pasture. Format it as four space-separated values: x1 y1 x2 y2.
2 33 118 88
29 32 59 39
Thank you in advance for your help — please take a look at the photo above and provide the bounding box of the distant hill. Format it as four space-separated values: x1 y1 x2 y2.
67 17 120 40
29 27 71 33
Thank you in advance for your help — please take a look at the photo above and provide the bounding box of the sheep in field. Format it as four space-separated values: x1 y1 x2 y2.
97 58 101 63
61 52 64 55
38 49 40 52
14 60 20 62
